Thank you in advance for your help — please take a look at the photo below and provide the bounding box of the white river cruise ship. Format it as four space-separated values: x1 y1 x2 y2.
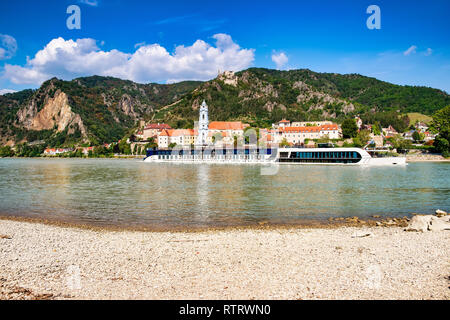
144 147 406 166
144 101 406 166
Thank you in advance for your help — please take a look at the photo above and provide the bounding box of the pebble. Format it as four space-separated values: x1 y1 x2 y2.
0 219 448 300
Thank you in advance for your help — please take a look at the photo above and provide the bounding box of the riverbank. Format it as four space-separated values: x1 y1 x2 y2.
406 154 449 162
0 219 448 300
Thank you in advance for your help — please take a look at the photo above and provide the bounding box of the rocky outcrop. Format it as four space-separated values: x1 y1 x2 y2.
119 94 137 118
405 214 450 232
218 71 238 87
294 81 355 116
435 209 447 217
17 90 86 136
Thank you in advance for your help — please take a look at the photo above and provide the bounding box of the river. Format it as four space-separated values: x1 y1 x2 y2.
0 158 448 229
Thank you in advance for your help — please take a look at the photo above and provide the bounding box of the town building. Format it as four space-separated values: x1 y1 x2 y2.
291 121 333 127
78 147 94 155
208 121 248 141
272 119 291 129
355 117 363 130
156 101 250 148
382 125 398 138
142 123 172 140
197 101 209 145
158 129 197 148
403 130 415 141
415 122 429 132
276 124 341 145
423 131 437 142
43 148 72 155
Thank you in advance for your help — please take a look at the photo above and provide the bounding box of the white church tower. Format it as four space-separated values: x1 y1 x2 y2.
197 100 209 145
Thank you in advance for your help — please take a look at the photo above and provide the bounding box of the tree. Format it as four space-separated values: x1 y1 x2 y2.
431 105 450 132
434 134 449 157
431 105 450 157
280 138 290 147
372 121 381 135
317 134 330 144
341 119 358 138
118 139 131 154
390 134 412 153
412 131 424 142
0 146 14 157
356 129 371 146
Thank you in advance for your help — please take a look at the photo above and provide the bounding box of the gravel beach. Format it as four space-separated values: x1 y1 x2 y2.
0 219 448 300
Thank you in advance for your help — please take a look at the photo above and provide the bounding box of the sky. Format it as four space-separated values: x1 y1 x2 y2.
0 0 449 94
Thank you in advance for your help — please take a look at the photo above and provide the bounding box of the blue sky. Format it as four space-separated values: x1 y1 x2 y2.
0 0 449 94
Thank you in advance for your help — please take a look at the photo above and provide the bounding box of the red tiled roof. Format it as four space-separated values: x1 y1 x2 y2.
144 123 171 130
160 129 196 137
281 126 321 133
320 124 339 131
279 119 290 123
170 129 196 137
280 124 339 133
159 130 169 137
209 121 245 130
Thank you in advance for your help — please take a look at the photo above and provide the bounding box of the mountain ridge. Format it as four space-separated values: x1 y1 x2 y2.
1 68 449 147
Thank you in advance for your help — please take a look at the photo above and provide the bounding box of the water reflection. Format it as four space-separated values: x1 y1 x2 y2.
0 158 448 228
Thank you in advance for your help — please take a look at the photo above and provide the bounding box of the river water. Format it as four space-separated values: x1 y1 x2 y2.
0 158 448 229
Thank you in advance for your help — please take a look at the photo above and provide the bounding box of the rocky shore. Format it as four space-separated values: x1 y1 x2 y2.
0 215 449 300
406 153 449 162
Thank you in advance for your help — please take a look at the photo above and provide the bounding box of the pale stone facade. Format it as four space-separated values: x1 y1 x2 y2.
143 123 171 140
276 124 341 145
197 100 209 145
158 129 197 148
290 121 333 127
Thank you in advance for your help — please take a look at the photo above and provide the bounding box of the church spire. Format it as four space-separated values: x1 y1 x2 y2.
197 100 209 145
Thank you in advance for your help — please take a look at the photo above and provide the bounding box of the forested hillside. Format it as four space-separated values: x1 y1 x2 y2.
1 68 448 147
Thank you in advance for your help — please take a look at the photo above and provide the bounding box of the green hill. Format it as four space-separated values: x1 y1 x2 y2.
162 68 450 128
1 68 449 147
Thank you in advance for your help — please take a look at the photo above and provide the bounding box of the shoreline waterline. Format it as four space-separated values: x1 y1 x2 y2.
0 213 409 233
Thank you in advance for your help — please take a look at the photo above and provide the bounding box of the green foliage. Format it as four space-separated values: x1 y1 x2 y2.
15 144 45 157
431 105 450 156
0 146 14 157
280 138 290 147
356 129 371 146
317 134 330 144
144 138 158 150
118 139 131 155
361 111 410 133
407 113 433 124
1 70 449 149
372 122 381 135
341 119 358 138
0 76 200 148
389 135 412 153
412 131 424 142
431 105 450 132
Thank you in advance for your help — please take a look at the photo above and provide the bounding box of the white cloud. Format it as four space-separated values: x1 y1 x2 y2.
134 42 146 49
78 0 98 6
2 34 255 85
0 34 17 60
425 48 433 56
403 45 417 56
0 89 17 95
271 52 288 70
